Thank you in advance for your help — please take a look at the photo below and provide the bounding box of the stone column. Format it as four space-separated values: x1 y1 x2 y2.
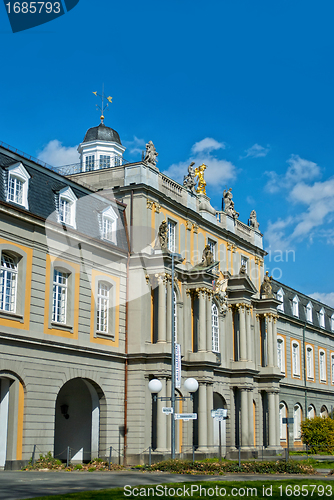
158 278 166 343
206 383 213 451
275 392 280 447
198 291 206 352
246 307 253 362
239 305 247 360
198 383 208 451
229 387 236 449
240 388 249 448
184 290 191 353
156 378 168 452
268 391 276 448
248 389 254 448
166 280 172 343
273 316 278 368
206 295 212 352
267 316 273 367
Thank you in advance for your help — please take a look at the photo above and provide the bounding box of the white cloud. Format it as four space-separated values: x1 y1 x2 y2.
264 217 295 252
163 138 236 190
309 292 334 308
265 155 321 193
123 136 146 156
38 140 79 167
243 143 270 159
191 137 225 154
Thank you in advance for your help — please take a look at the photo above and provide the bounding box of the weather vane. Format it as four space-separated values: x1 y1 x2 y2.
92 84 112 124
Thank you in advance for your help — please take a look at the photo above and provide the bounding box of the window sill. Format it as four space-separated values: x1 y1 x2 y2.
95 331 115 341
0 310 24 322
51 322 74 333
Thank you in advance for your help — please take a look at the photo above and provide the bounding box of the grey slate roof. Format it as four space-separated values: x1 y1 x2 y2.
0 149 128 253
83 123 122 145
272 280 334 333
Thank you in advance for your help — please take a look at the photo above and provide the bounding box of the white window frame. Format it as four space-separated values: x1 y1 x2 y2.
99 155 111 169
101 206 118 244
58 187 77 228
292 295 299 317
293 404 302 440
52 269 68 324
292 341 300 377
319 308 325 329
306 345 314 380
208 239 216 261
6 163 30 209
331 354 334 385
85 155 95 171
277 288 284 313
277 336 285 373
331 314 334 333
96 281 110 333
319 349 326 382
212 302 219 353
306 302 313 323
167 220 176 253
0 253 18 313
279 402 287 440
240 255 248 272
307 405 315 419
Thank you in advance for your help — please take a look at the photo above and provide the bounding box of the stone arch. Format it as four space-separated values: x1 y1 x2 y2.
213 392 227 454
320 405 328 418
54 377 106 462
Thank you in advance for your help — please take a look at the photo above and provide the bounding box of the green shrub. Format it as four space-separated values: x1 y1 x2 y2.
23 451 63 470
88 466 96 472
301 416 334 454
74 464 83 470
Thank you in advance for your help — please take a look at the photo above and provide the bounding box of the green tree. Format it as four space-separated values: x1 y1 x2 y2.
301 416 334 454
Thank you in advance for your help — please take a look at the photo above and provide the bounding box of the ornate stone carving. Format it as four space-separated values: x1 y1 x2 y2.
154 203 161 213
146 199 154 210
183 162 197 192
194 164 207 195
192 223 198 234
248 210 260 229
240 263 247 274
186 220 192 231
213 278 228 315
261 270 273 298
144 140 158 167
200 244 214 267
222 188 239 219
155 220 168 251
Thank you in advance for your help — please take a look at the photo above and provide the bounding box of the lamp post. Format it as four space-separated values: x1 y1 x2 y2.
148 377 198 458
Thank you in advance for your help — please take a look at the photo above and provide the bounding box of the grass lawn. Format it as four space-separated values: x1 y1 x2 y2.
29 479 334 500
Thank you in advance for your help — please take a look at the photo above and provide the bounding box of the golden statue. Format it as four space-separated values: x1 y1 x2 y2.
194 163 207 195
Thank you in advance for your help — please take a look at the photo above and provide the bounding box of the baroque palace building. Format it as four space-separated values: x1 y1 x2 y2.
1 117 334 468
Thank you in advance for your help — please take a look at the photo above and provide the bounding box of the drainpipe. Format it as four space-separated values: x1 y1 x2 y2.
303 322 307 419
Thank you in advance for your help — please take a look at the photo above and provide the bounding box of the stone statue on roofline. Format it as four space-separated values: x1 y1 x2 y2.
222 188 239 219
144 140 158 167
183 162 197 192
155 220 168 251
248 210 260 230
261 270 273 298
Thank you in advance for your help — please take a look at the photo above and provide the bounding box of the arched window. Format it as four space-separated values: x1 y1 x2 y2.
320 405 328 418
331 354 334 385
279 402 287 440
277 337 285 373
319 350 326 382
292 341 300 377
212 303 219 353
97 282 111 333
293 404 302 440
0 253 18 312
319 308 325 329
306 346 314 380
277 288 284 312
307 405 315 419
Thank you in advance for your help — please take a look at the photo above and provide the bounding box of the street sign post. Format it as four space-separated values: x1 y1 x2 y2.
211 409 228 461
174 413 197 421
162 407 173 414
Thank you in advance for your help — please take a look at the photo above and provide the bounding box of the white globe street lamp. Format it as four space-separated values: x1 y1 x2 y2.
184 378 199 394
148 379 162 394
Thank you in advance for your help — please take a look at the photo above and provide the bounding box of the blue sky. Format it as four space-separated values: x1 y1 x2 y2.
1 0 334 305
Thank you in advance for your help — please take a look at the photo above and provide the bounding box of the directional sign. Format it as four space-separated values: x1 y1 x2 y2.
211 408 227 419
162 407 173 414
175 344 181 389
174 413 197 420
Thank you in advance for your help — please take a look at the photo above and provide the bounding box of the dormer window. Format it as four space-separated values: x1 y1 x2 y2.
99 155 110 169
101 206 118 244
58 187 77 228
306 302 313 323
292 295 299 317
277 288 284 312
6 163 30 209
331 313 334 333
319 308 325 329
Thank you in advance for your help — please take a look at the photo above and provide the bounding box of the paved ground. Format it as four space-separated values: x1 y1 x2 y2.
1 470 334 500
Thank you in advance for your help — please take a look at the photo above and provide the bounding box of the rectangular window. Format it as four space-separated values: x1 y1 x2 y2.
0 253 18 313
331 354 334 384
319 350 326 382
212 303 219 352
241 255 248 272
102 217 114 242
52 270 68 323
97 282 110 333
277 338 284 373
8 176 23 205
85 155 95 171
167 220 176 253
292 342 300 377
99 155 111 169
208 239 216 261
59 198 72 225
306 346 314 380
